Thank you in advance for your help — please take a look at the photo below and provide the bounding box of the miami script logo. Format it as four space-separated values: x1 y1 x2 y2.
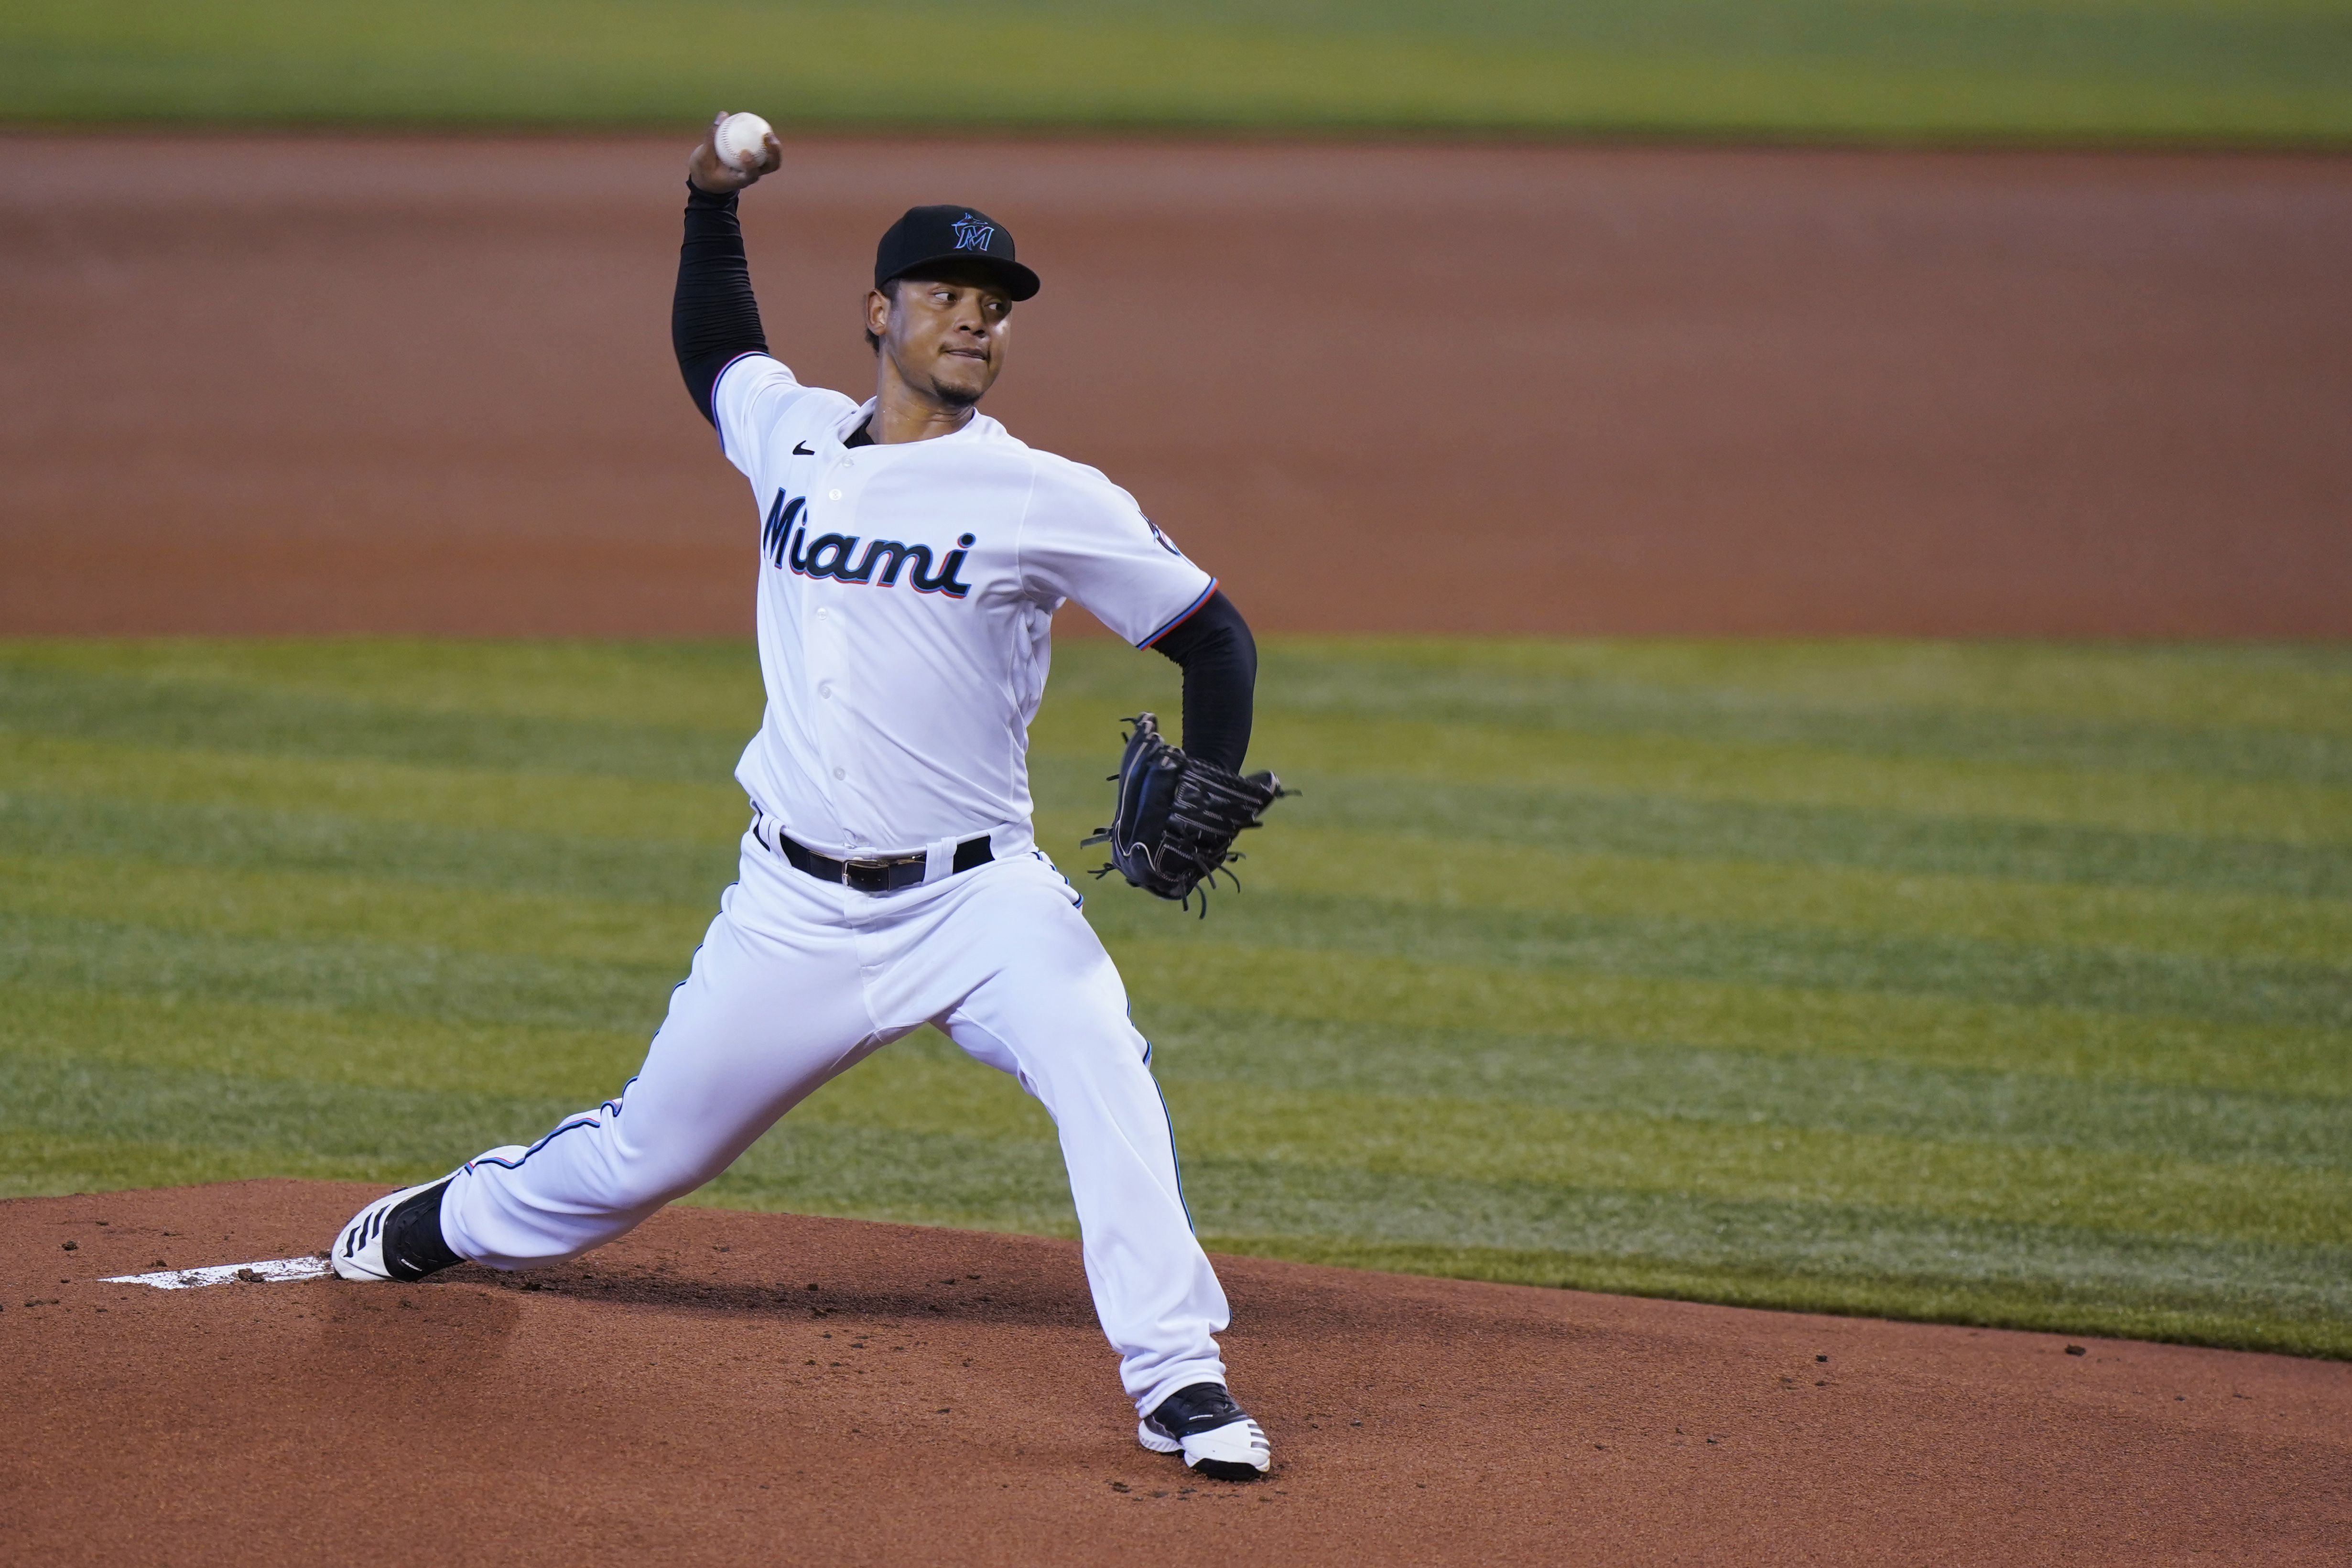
761 490 977 598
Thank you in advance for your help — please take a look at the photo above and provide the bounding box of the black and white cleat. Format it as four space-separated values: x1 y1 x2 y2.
329 1164 477 1283
1138 1382 1272 1481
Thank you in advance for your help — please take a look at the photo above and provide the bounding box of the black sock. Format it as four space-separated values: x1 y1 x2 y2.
382 1180 464 1281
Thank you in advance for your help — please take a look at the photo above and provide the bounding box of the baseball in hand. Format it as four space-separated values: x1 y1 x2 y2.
714 112 774 173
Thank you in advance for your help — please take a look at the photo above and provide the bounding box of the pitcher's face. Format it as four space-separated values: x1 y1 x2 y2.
870 270 1014 407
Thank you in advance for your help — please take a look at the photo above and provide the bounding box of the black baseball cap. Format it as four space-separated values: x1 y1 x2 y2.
874 205 1040 301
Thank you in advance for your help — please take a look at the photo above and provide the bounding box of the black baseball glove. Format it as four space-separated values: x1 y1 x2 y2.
1083 713 1286 913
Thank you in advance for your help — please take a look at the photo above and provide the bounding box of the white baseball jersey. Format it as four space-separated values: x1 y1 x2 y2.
712 352 1216 858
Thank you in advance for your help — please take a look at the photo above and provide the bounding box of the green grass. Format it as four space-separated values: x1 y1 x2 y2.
2 0 2349 143
2 637 2349 1358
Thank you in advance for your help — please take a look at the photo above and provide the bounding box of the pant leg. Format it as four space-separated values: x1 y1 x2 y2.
441 846 878 1269
917 857 1231 1416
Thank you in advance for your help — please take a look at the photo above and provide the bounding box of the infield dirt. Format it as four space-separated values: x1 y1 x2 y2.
5 1181 2348 1566
4 135 2349 637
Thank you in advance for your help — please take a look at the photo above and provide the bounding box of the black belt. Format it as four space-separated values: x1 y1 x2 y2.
770 828 994 894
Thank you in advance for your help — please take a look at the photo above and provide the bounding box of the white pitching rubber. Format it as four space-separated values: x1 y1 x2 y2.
104 1257 332 1290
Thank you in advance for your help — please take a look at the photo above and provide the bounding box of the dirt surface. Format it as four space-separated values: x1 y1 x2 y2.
2 1182 2346 1566
4 135 2349 638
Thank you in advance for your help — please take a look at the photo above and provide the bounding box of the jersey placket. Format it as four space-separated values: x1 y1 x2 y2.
804 450 867 850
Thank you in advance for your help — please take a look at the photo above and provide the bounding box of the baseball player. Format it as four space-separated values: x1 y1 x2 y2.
328 117 1274 1481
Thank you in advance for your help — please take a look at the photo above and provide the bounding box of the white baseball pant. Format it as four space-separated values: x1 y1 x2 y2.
435 829 1231 1415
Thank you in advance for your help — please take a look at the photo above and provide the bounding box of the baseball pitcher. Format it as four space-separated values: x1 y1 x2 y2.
327 116 1279 1481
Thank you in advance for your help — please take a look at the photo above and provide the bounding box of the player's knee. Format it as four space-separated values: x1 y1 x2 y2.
585 1144 716 1211
1023 1022 1156 1106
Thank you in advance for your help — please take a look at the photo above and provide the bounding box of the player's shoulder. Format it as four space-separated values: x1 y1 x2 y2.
1002 435 1141 518
718 354 858 424
934 419 1131 510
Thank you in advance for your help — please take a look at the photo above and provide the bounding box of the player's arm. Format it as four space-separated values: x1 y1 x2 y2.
1017 463 1257 769
1146 591 1256 772
672 113 782 425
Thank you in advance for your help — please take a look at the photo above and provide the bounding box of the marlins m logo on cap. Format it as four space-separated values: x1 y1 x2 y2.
874 205 1041 300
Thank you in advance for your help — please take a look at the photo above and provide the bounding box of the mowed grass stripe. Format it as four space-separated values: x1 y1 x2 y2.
20 732 2341 911
0 1132 418 1197
705 1122 1078 1238
0 853 714 965
1114 941 2352 1098
0 733 749 843
0 792 737 906
1264 716 2352 847
9 859 2342 1108
1172 1085 2352 1249
1251 776 2352 903
0 1057 583 1181
0 984 650 1100
1092 891 2352 1033
0 912 684 1037
1166 1162 2352 1324
1140 1007 2352 1171
1261 639 2352 737
16 978 2344 1179
0 639 767 731
1202 1233 2349 1362
18 829 2343 1041
37 638 2342 743
18 655 2344 900
1264 647 2352 784
0 663 746 782
13 752 2342 929
17 806 2349 1027
16 653 2349 846
1243 826 2352 965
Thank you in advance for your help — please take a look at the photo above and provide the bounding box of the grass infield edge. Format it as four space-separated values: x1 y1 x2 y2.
1204 1233 2352 1362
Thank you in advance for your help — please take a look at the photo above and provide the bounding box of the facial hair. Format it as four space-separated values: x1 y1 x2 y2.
931 368 986 409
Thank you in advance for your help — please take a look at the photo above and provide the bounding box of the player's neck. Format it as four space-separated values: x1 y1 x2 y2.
868 368 980 445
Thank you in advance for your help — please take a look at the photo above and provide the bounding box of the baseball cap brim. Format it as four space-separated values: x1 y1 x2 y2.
879 251 1041 302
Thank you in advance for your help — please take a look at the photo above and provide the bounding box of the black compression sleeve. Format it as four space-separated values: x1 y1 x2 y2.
672 182 770 425
1150 590 1256 772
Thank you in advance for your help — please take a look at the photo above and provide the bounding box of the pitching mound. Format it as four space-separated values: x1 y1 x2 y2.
4 1181 2346 1565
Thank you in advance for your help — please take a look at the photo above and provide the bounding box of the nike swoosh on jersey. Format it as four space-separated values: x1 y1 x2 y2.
792 441 815 455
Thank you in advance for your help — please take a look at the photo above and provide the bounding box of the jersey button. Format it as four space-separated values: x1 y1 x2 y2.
818 681 833 699
828 489 843 500
832 766 846 780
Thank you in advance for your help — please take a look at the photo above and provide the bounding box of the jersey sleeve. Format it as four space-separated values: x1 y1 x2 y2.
712 353 820 480
1016 457 1217 647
